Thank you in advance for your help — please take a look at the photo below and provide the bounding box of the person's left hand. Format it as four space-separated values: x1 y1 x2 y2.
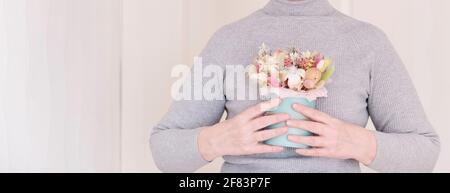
286 104 377 165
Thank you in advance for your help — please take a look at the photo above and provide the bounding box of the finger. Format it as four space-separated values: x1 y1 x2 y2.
254 127 289 142
288 135 327 147
240 98 281 121
292 104 333 124
286 120 327 135
248 114 289 131
295 148 330 157
251 144 284 154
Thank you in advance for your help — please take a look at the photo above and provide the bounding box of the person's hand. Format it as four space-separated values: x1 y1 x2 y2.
198 99 290 161
287 104 377 165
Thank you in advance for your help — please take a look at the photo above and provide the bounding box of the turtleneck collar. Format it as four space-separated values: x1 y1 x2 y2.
263 0 336 17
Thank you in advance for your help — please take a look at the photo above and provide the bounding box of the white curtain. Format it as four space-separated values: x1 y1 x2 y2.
0 0 121 172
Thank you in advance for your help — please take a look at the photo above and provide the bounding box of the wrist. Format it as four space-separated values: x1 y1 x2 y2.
354 129 377 165
198 126 219 162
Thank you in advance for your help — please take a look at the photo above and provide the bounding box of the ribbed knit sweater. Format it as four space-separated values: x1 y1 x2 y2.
150 0 440 173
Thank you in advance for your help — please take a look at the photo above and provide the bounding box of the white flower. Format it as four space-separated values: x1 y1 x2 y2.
287 67 305 78
259 64 270 73
256 58 265 65
287 74 302 89
287 66 298 74
258 43 270 57
302 51 311 58
298 69 306 79
267 56 279 66
290 52 300 61
270 69 280 82
317 59 325 71
247 65 258 79
286 68 306 89
280 70 289 82
258 73 268 87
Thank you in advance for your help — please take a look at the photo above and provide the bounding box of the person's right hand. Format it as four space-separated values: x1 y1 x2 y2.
198 99 290 161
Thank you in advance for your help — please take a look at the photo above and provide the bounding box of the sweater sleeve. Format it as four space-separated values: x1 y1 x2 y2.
365 28 440 172
150 33 226 173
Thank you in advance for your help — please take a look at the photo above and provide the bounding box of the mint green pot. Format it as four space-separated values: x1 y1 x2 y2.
264 97 316 148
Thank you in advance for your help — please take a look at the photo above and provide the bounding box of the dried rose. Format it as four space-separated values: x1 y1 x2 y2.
304 68 322 89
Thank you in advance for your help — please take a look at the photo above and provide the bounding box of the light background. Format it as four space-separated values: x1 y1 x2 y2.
1 0 449 172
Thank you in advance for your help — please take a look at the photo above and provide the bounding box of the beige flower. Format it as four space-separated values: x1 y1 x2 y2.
280 70 289 82
302 51 312 58
258 73 268 87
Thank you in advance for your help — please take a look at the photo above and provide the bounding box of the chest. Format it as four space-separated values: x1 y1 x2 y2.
222 38 371 126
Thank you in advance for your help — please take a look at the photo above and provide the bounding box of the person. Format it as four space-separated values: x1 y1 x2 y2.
150 0 440 173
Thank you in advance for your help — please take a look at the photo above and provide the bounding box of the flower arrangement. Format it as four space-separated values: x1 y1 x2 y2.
247 43 335 101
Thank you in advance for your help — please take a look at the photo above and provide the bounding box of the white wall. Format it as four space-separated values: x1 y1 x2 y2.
121 0 450 173
1 0 449 173
121 0 185 173
350 0 450 173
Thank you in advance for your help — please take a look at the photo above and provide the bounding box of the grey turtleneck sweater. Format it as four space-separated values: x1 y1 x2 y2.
150 0 440 173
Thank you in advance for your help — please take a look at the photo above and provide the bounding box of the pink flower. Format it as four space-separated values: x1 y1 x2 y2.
269 76 281 88
284 58 293 67
303 79 316 90
255 63 261 73
314 54 323 65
